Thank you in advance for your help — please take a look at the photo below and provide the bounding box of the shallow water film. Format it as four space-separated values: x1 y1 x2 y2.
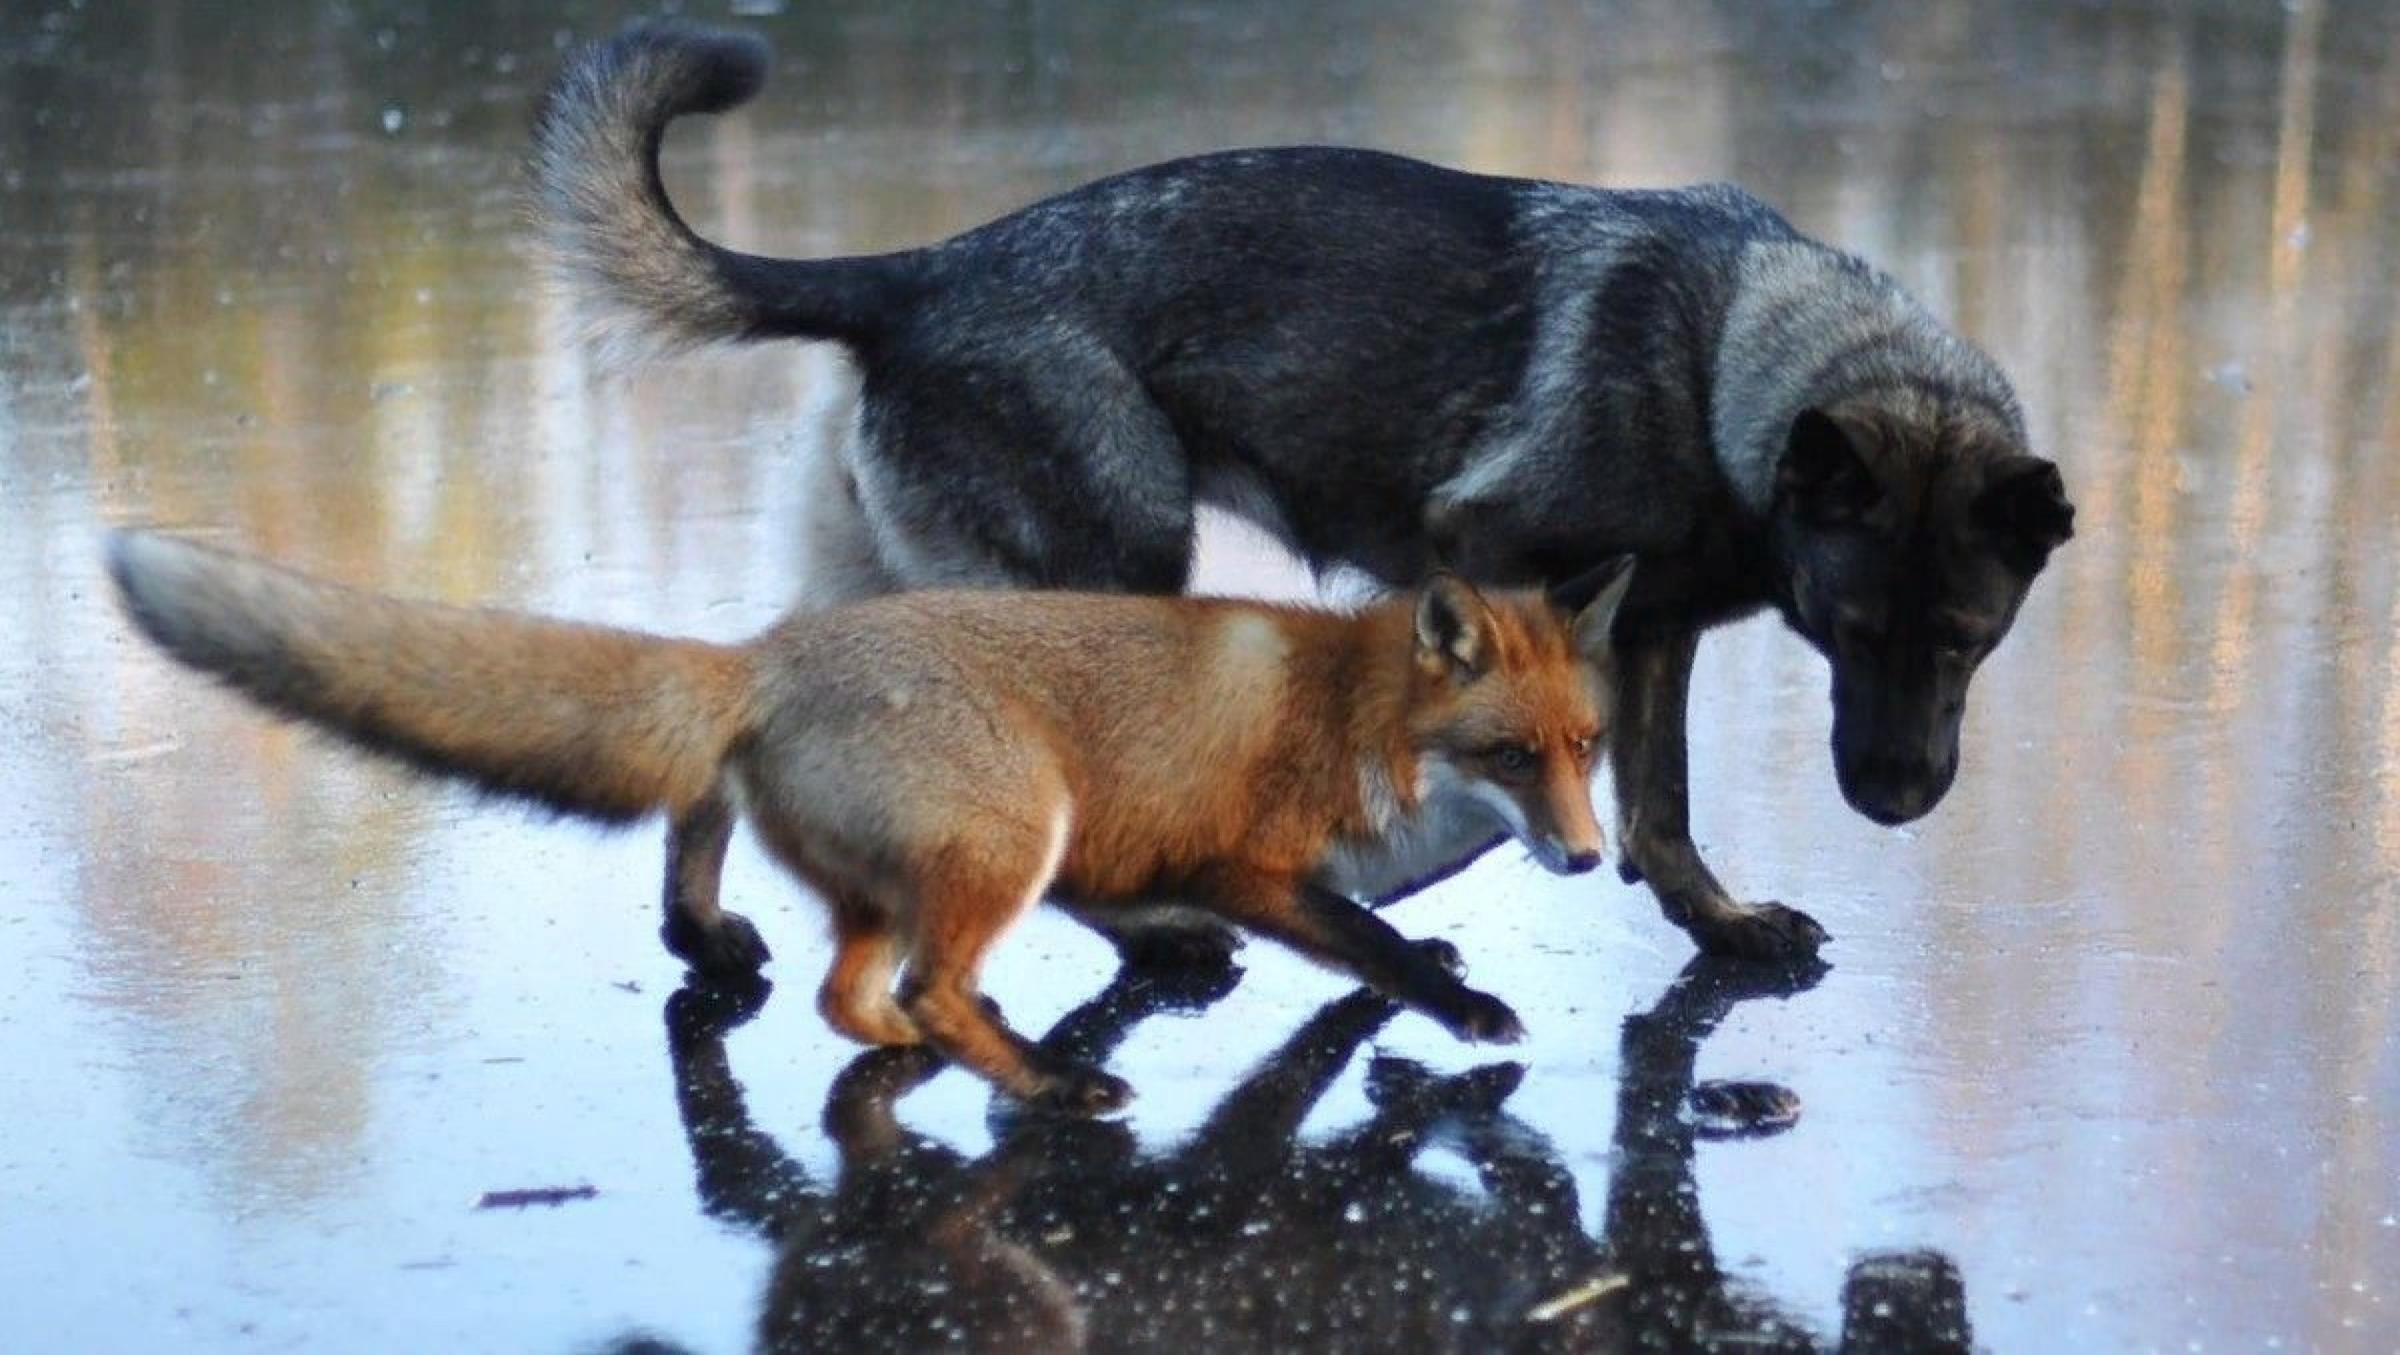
4 1 2397 1350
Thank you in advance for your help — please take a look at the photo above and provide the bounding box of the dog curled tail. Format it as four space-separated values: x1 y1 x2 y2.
530 21 906 361
106 531 754 824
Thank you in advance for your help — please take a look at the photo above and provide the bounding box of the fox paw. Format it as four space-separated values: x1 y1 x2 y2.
1688 1079 1802 1138
1692 902 1828 962
662 910 773 979
1025 1065 1134 1117
665 975 772 1044
1365 1054 1524 1113
1114 960 1245 1012
1444 988 1526 1045
1412 937 1467 976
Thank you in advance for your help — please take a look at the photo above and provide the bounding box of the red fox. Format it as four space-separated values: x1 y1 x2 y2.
108 531 1633 1111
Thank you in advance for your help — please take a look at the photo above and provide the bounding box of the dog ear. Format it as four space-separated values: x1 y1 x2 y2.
1426 535 1460 576
1777 409 1881 526
1415 572 1493 678
1548 555 1637 657
1974 455 2076 571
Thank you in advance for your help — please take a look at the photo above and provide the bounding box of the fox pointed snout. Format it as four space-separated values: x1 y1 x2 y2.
1529 830 1605 877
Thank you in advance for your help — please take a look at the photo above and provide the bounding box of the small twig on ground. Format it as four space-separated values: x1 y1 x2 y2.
1526 1271 1630 1322
474 1184 598 1210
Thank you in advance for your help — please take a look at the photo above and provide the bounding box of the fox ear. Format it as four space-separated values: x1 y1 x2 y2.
1777 409 1881 526
1549 555 1637 657
1415 573 1491 678
1974 455 2076 572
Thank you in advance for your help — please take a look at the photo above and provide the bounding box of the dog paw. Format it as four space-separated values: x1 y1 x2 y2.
1027 1065 1134 1117
1693 902 1828 961
1445 989 1527 1045
1412 936 1467 976
662 910 773 979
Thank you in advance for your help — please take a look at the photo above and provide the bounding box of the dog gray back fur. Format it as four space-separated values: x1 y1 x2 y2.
1440 178 2029 557
1711 240 2026 515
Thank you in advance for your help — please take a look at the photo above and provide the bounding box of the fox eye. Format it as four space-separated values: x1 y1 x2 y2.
1491 743 1536 774
1568 733 1597 761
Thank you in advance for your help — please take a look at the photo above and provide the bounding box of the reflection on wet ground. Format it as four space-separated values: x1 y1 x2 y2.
2 0 2396 1350
639 957 1967 1353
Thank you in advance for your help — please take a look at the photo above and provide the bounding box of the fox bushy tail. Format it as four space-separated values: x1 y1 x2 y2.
529 21 902 358
107 532 754 823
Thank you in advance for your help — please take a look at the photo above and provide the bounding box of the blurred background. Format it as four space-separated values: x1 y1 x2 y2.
2 1 2395 1349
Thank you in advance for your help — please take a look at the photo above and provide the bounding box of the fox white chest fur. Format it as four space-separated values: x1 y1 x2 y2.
1311 760 1510 906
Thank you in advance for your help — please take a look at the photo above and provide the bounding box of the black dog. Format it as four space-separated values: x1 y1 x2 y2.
533 25 2075 961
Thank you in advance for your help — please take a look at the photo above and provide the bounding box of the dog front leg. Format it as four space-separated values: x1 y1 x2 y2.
1611 629 1829 959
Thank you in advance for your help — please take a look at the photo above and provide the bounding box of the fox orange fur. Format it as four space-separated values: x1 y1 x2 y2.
109 531 1633 1110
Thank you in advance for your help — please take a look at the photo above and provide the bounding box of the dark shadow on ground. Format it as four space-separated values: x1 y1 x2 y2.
612 958 1969 1353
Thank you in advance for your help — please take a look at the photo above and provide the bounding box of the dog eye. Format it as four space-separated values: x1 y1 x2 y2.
1931 614 1994 659
1933 633 1984 663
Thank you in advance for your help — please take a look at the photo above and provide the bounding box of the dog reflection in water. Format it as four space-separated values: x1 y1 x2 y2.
613 961 1970 1353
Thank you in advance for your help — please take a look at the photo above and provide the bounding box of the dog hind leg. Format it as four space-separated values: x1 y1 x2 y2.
795 429 907 609
847 340 1197 594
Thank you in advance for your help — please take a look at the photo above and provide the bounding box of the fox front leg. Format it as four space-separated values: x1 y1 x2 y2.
1197 869 1524 1043
1610 628 1829 960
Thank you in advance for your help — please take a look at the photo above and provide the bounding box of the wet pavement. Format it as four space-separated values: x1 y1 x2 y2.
4 1 2397 1350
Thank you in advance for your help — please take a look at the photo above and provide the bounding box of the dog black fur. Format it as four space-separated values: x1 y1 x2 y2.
532 24 2075 960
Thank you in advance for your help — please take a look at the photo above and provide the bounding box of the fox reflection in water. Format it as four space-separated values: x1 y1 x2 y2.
615 961 1969 1353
